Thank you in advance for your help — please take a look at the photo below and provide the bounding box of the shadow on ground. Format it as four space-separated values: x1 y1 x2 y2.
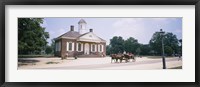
18 59 40 66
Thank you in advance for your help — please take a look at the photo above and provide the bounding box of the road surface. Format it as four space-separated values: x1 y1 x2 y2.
18 57 182 70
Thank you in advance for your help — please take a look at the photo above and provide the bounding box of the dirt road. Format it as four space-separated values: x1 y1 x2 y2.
18 57 182 70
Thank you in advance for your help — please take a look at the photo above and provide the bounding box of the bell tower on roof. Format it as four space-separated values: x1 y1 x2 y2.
78 19 87 34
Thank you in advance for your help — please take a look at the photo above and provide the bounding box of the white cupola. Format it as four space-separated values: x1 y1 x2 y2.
78 19 87 34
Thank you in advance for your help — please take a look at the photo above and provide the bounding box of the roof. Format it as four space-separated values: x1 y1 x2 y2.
56 31 106 43
57 31 81 39
78 19 87 24
77 32 106 42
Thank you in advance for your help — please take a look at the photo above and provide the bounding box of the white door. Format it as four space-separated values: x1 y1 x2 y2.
84 43 89 54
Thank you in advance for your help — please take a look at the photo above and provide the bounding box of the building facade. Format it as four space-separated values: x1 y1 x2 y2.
54 19 106 57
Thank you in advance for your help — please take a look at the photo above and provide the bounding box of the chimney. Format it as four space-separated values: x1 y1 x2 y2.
89 29 93 32
70 25 74 31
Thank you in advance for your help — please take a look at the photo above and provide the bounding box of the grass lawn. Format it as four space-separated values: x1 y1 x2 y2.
18 54 54 58
168 66 182 69
146 56 176 59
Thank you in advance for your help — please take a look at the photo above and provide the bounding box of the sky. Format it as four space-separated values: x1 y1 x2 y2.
41 18 182 45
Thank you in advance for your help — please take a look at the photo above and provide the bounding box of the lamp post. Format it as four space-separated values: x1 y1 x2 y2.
159 29 166 69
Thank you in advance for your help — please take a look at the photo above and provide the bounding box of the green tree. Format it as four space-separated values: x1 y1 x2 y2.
124 37 139 54
136 47 141 55
51 38 56 55
164 46 173 56
149 32 162 55
140 44 151 55
18 18 49 55
45 45 53 54
106 45 111 55
164 33 179 55
110 36 124 54
149 32 179 56
178 39 182 55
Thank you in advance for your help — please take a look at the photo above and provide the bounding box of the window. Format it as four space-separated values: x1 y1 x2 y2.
58 42 61 51
55 43 58 51
78 43 81 51
100 45 102 52
92 44 95 52
98 44 103 52
67 42 74 51
55 41 61 51
68 43 72 51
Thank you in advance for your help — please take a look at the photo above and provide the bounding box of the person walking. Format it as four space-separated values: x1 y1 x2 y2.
178 54 182 61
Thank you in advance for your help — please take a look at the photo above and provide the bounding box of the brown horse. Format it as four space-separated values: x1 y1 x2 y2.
111 53 125 63
116 54 126 63
110 54 118 63
111 53 135 63
124 54 136 62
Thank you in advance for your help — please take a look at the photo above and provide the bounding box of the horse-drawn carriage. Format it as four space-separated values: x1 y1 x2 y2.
110 53 136 63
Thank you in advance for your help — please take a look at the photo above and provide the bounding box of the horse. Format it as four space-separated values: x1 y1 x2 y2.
116 53 126 63
110 54 118 63
110 53 125 63
124 54 136 62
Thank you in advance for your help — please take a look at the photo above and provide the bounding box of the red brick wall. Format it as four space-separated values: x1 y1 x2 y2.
55 38 106 57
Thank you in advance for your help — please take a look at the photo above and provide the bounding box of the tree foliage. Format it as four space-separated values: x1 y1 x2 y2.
109 36 140 54
149 32 179 56
178 39 182 55
45 45 53 54
110 36 125 54
51 38 56 55
124 37 140 53
18 18 49 54
106 45 111 55
140 44 151 55
108 31 180 56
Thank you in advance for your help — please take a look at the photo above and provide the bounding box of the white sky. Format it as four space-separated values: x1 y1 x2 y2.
41 18 182 45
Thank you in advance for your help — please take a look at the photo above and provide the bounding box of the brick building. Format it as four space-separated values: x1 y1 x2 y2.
54 19 106 57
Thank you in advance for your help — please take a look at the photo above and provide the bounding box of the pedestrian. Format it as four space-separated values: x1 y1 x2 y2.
178 54 182 61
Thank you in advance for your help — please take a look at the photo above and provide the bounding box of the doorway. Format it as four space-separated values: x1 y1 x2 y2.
84 43 89 54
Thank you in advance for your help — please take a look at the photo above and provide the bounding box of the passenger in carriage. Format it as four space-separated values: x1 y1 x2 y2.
126 52 130 55
130 53 133 56
123 51 126 55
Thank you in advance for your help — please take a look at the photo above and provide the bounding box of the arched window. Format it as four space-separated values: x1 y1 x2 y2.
92 45 95 52
100 45 102 52
98 44 103 52
91 44 96 52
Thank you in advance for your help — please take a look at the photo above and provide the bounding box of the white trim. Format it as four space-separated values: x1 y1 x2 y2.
66 42 68 51
67 42 74 51
84 43 89 54
77 32 106 43
98 44 103 52
91 44 96 52
101 44 104 52
72 43 74 51
76 43 83 52
76 43 78 51
81 43 83 51
98 44 99 52
60 37 76 39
